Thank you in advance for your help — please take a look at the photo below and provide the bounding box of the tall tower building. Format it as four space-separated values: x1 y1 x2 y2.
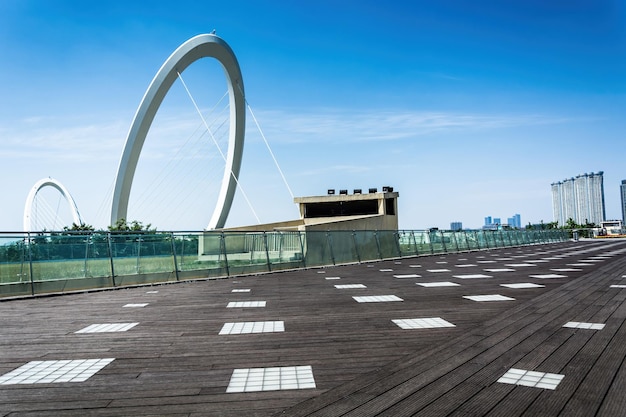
551 172 605 226
621 180 626 224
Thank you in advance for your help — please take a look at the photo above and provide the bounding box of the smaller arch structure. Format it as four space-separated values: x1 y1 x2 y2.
23 178 83 232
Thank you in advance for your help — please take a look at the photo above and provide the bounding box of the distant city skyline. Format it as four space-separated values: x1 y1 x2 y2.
484 214 522 229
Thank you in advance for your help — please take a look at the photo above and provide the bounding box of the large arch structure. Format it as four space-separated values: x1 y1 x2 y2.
110 34 246 230
23 178 83 232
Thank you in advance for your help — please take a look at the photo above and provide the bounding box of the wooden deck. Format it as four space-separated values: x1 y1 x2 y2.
1 239 626 416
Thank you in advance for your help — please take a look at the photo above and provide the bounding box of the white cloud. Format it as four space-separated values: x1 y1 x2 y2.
247 108 573 144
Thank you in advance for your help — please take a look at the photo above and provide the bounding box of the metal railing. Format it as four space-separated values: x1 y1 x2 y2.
0 229 568 298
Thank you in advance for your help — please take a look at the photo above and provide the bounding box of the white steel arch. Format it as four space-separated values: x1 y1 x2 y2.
23 178 83 232
111 33 245 230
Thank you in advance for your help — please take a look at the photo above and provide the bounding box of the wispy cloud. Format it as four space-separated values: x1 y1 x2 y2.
0 108 573 162
248 109 573 144
0 118 128 160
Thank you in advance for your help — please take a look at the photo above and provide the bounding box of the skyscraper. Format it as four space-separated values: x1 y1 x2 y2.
621 180 626 224
551 172 605 226
507 214 522 228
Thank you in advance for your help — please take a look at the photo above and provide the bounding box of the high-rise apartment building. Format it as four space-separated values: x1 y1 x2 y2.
450 222 463 231
507 214 522 228
619 180 626 224
551 172 605 226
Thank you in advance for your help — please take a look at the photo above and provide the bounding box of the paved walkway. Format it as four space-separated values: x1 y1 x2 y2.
1 239 626 416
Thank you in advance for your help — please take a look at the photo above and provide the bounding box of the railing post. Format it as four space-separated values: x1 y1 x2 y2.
326 231 336 265
170 232 179 281
394 231 402 258
83 234 89 278
27 232 34 296
374 231 382 260
221 232 229 276
107 233 116 287
263 232 272 272
439 231 447 253
136 235 142 274
298 231 307 268
352 231 361 263
428 232 435 255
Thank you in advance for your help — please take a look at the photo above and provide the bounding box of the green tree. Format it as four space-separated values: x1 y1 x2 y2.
108 218 156 232
63 222 95 233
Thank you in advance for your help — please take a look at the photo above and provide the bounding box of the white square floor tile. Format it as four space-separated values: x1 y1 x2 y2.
409 265 422 268
463 295 515 302
123 303 148 308
353 295 403 303
380 269 394 272
527 260 549 263
334 284 367 289
453 274 492 279
484 268 516 272
500 283 544 289
76 323 139 333
610 285 626 288
455 264 478 268
476 260 497 264
497 368 564 390
393 274 421 279
580 259 604 263
325 276 341 280
427 269 451 273
568 263 593 266
393 317 455 329
226 365 315 393
550 268 581 272
0 358 115 385
316 270 326 273
219 321 285 335
417 282 460 287
227 301 266 308
232 289 251 293
506 263 537 267
146 290 159 294
529 274 567 279
563 321 605 330
436 261 448 264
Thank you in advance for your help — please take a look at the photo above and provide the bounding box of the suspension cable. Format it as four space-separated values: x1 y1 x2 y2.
176 71 261 225
245 101 295 200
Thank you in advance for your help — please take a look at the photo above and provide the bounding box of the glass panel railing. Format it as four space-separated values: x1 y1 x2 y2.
267 231 306 271
325 231 359 265
352 231 381 262
0 234 31 297
0 229 572 298
468 231 481 250
302 231 335 267
378 231 401 259
412 231 433 255
195 232 229 278
221 232 270 276
397 231 418 257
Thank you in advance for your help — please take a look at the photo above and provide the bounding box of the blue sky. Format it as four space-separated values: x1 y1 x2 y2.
1 0 624 231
